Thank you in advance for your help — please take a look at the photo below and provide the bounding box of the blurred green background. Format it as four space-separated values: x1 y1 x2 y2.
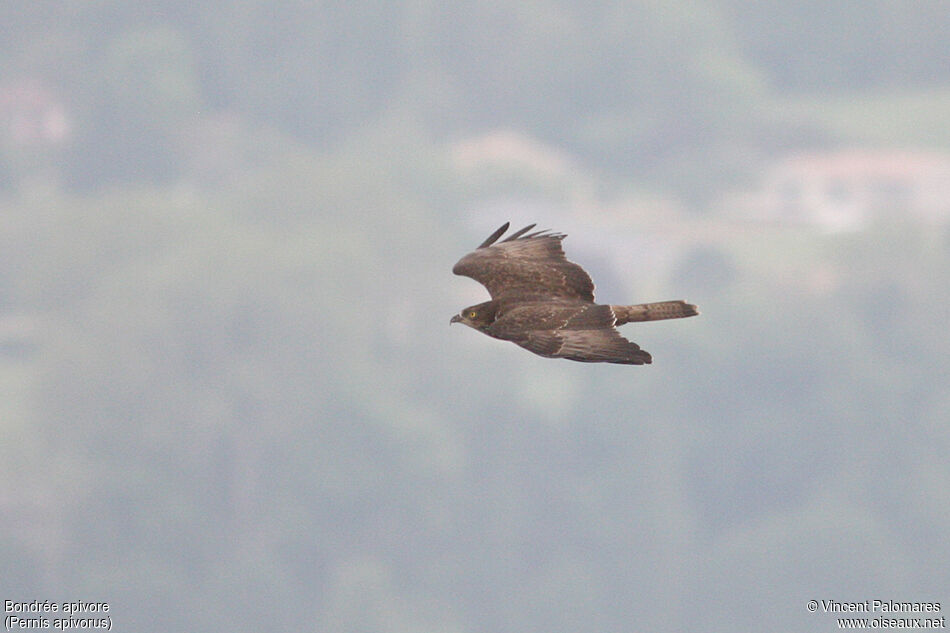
2 2 949 631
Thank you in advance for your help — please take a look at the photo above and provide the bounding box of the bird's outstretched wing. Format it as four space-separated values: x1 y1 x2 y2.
452 222 595 303
518 328 652 365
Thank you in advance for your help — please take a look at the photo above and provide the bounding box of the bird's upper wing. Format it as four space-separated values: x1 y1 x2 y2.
452 222 595 303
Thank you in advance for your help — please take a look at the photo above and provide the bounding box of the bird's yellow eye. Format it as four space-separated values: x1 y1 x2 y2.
468 311 478 319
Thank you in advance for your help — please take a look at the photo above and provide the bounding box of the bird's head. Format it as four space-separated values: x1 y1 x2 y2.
450 301 497 330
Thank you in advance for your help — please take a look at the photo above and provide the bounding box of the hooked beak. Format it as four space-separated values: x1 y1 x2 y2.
450 314 461 325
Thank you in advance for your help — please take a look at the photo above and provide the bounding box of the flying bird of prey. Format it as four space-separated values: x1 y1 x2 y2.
451 222 698 365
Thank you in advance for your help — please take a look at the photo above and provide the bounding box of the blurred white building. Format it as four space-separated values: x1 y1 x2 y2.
0 79 71 146
727 150 950 231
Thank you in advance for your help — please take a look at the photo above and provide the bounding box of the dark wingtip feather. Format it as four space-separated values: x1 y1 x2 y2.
523 229 565 240
473 221 567 251
500 223 537 242
477 222 510 249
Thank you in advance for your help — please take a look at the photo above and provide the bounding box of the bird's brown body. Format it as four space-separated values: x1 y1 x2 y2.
451 223 698 365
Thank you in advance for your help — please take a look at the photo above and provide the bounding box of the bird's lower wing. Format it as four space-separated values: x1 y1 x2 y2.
518 329 652 365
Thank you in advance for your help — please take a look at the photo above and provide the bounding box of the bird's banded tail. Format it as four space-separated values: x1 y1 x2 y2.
611 300 699 325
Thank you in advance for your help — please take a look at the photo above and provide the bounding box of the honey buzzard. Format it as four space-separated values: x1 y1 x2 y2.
451 222 698 365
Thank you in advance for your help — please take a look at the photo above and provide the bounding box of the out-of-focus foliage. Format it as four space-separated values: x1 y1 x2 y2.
6 0 950 192
720 0 950 90
1 2 949 632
